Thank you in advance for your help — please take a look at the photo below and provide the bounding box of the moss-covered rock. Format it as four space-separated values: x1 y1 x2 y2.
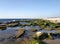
33 32 49 40
33 32 43 39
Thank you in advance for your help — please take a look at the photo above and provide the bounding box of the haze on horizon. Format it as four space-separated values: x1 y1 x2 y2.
0 0 60 18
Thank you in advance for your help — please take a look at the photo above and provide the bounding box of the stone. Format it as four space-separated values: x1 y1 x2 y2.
33 32 43 38
6 23 19 27
0 28 25 39
29 28 37 32
33 32 48 40
0 24 6 30
15 28 25 38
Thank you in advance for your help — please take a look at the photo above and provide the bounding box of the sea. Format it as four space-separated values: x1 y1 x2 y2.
0 18 33 23
0 19 20 23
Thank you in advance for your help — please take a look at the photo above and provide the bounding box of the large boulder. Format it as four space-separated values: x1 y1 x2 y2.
0 28 25 39
0 28 25 44
15 28 25 38
33 32 48 40
33 32 43 38
29 28 37 32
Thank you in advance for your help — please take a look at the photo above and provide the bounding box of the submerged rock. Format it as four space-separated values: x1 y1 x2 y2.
44 28 52 31
29 28 37 32
0 28 25 39
0 28 25 44
0 24 6 30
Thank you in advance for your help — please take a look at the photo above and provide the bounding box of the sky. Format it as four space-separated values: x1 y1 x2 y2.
0 0 60 18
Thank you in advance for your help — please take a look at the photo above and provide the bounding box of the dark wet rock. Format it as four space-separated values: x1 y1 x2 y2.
0 26 6 30
0 24 6 30
6 23 19 27
29 28 37 32
16 38 32 44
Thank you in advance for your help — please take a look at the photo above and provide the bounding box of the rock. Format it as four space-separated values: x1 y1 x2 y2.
33 32 48 40
16 38 36 44
44 28 52 30
0 26 6 30
56 30 60 33
0 28 25 39
29 28 37 32
6 23 19 27
0 24 6 30
33 32 43 38
15 28 25 38
16 38 28 44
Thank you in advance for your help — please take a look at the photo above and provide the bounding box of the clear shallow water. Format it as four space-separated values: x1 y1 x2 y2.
0 26 59 39
0 26 60 44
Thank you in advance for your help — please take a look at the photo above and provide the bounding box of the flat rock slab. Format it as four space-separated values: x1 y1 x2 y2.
0 28 25 41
